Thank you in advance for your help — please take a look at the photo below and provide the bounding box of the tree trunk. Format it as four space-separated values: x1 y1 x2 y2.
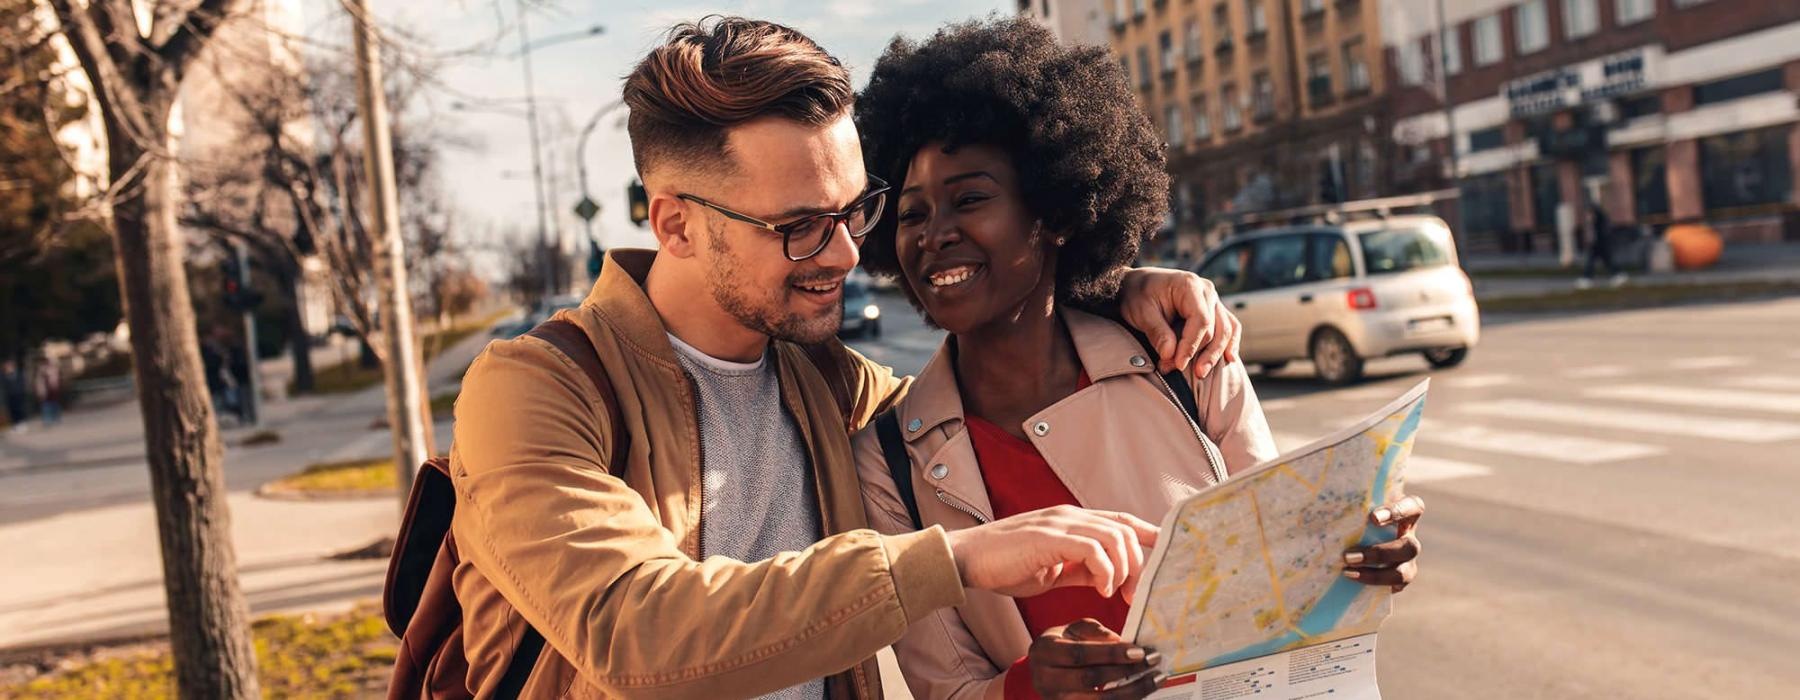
280 263 314 393
110 115 261 699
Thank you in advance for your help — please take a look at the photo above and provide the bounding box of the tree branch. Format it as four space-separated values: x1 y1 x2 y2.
158 0 251 78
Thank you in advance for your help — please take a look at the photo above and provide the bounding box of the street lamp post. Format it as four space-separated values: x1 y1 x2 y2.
575 99 627 259
508 7 603 299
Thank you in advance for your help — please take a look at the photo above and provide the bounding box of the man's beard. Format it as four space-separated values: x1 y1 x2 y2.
705 225 842 344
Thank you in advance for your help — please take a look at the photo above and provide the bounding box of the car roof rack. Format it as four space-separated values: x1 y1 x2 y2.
1227 189 1459 233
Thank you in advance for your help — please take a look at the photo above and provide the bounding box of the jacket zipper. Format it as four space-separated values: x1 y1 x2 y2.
934 489 991 524
681 368 706 558
1149 371 1229 485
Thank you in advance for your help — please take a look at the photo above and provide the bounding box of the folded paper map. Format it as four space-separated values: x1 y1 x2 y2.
1124 380 1429 700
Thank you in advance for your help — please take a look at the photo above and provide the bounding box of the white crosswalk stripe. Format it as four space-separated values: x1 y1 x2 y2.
1723 376 1800 392
1669 356 1752 371
1562 364 1631 379
1444 374 1517 389
1406 456 1496 484
1422 422 1665 464
1585 384 1800 415
1461 398 1800 443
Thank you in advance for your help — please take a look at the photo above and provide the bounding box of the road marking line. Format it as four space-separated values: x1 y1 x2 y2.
1723 376 1800 392
1405 456 1495 484
1462 398 1800 443
1586 384 1800 415
1563 365 1631 379
1422 422 1664 464
1443 374 1517 389
1669 356 1751 371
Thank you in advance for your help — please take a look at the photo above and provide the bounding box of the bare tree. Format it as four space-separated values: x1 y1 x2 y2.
42 0 259 696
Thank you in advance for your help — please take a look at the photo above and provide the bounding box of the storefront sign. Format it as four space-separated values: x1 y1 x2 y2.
1503 46 1661 117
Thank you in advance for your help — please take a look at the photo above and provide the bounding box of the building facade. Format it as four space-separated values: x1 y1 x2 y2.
1107 0 1394 260
1018 0 1115 48
1386 0 1800 255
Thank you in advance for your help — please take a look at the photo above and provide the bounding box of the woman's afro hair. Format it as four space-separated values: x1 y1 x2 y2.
854 16 1169 304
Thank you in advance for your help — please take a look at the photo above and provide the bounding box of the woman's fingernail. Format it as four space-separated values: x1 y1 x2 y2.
1373 508 1393 523
1126 648 1146 660
1343 569 1361 580
1145 652 1164 667
1343 551 1365 565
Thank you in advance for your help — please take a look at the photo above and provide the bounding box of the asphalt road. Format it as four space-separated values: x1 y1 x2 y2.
851 292 1800 699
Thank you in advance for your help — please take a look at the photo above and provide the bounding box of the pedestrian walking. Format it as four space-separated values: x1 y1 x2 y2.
1580 195 1628 289
33 357 63 426
1 359 27 431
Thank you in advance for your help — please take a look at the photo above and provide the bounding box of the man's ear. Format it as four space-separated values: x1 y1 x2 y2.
649 193 700 259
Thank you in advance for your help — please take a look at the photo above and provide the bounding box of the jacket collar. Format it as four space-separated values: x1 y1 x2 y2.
899 308 1160 441
581 249 685 367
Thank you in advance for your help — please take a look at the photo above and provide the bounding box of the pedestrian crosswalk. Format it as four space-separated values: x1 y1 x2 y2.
1264 363 1800 486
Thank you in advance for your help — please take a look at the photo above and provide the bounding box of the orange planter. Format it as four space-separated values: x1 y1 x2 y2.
1665 224 1723 270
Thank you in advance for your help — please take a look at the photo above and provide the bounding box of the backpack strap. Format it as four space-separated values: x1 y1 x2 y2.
874 409 924 531
526 319 628 476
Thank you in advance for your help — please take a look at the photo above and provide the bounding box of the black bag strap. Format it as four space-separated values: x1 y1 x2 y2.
874 409 924 531
1122 328 1202 426
473 318 620 699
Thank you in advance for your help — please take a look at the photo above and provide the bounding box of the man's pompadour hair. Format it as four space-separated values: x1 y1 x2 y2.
623 16 854 178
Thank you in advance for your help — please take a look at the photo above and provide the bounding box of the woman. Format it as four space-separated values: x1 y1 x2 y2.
850 18 1424 700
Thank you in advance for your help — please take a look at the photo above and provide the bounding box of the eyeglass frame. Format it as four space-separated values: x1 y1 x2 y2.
676 174 891 262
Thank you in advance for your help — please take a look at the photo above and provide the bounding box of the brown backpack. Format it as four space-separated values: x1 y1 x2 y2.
384 319 625 699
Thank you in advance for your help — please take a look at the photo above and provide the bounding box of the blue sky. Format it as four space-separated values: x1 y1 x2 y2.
304 0 1012 268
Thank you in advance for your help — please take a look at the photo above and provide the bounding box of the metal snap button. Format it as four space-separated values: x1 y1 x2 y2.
1129 355 1148 367
1032 421 1050 437
930 463 949 479
907 418 923 432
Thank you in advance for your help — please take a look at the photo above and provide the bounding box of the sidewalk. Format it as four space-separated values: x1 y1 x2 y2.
1467 242 1800 301
0 322 499 654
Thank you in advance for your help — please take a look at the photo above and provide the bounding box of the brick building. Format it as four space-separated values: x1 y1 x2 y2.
1385 0 1800 255
1105 0 1395 260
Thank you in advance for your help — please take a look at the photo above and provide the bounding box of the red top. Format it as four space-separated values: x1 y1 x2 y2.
964 373 1130 700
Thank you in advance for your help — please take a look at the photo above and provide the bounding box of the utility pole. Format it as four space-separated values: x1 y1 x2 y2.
514 0 554 299
234 241 261 426
348 0 430 497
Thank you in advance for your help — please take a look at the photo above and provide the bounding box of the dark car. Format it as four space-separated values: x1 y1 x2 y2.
839 277 882 339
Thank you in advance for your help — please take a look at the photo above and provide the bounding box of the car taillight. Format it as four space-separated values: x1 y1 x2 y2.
1347 287 1378 310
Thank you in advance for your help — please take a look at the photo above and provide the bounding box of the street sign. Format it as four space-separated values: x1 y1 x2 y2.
573 196 600 222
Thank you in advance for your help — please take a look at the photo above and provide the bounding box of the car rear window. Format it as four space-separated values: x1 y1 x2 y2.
1358 226 1451 274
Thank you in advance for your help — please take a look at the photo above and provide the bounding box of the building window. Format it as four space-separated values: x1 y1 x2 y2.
1042 0 1051 18
1214 4 1233 53
1631 146 1669 218
1159 31 1176 73
1467 126 1505 152
1113 0 1129 24
1342 38 1369 92
1301 0 1325 15
1398 39 1425 86
1307 52 1333 104
1137 46 1153 88
1615 0 1654 25
1693 69 1786 106
1193 96 1212 139
1165 104 1184 145
1184 18 1203 60
1563 0 1598 39
1441 27 1462 75
1673 0 1710 7
1246 0 1267 35
1222 84 1242 130
1618 93 1661 120
1700 126 1793 210
1460 172 1512 236
1516 0 1549 55
1252 71 1275 119
1473 15 1503 66
1134 0 1147 18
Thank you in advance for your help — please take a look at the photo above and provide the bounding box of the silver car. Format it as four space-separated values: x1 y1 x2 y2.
1194 215 1480 384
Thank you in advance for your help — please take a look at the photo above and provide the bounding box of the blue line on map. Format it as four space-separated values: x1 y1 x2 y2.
1201 398 1426 668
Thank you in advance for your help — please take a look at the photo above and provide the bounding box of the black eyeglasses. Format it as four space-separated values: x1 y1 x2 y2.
678 175 890 262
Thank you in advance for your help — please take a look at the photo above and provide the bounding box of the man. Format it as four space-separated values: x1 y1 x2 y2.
446 17 1240 699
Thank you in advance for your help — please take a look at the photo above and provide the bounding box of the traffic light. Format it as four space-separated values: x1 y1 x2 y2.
219 254 263 311
627 179 648 227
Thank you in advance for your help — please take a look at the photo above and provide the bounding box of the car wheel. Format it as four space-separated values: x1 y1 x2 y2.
1258 361 1290 375
1423 347 1469 369
1311 328 1364 385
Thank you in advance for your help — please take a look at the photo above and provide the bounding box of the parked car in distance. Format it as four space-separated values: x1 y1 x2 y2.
1193 215 1479 384
839 274 882 339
